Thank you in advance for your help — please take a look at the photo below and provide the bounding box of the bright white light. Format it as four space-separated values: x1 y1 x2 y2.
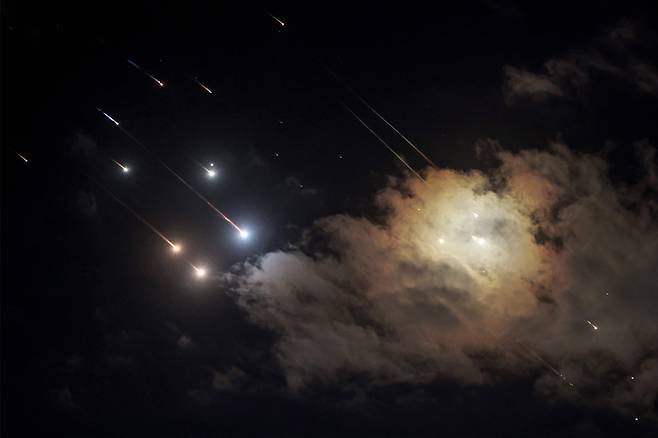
239 229 249 239
472 212 479 218
471 235 486 245
438 238 445 244
171 244 181 253
207 169 216 178
209 163 214 167
194 266 207 278
122 166 130 173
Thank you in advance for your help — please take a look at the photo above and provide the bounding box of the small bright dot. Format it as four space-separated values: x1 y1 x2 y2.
417 208 422 212
209 162 214 167
630 376 635 380
207 170 216 178
438 238 445 244
472 212 479 218
634 417 639 422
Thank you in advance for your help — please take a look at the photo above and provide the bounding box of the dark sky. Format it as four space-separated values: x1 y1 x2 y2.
3 1 658 437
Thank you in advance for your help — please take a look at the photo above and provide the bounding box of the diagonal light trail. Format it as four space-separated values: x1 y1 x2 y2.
342 103 425 182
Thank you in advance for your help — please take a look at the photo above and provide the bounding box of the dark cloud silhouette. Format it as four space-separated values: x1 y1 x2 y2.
504 21 658 103
225 141 658 419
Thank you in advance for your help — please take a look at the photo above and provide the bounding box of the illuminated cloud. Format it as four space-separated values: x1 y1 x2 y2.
225 141 658 417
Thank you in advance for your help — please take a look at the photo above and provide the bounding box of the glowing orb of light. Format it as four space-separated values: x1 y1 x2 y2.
471 235 486 246
122 166 130 173
207 169 216 178
195 267 207 278
239 229 249 239
171 244 181 253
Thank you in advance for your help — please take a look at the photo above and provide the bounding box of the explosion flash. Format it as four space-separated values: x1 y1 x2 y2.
586 320 599 330
342 103 425 182
112 159 130 173
15 151 28 163
127 59 165 87
268 13 285 27
97 107 120 126
193 77 213 94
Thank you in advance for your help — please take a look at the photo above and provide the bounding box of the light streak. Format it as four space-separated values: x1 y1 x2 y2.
97 107 119 126
325 67 437 168
127 59 165 87
586 320 599 331
194 78 213 94
112 159 130 173
110 123 245 235
268 13 285 27
87 176 180 252
342 103 425 182
190 263 207 278
15 151 28 163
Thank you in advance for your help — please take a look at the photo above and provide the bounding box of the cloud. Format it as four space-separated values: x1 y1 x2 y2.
504 21 658 103
224 141 658 417
503 66 565 103
212 367 247 391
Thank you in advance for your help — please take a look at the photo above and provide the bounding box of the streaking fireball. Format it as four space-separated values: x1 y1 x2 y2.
191 264 207 278
193 77 213 94
268 13 285 27
97 107 120 126
15 151 28 163
109 120 246 237
586 320 599 331
112 159 130 173
127 59 165 87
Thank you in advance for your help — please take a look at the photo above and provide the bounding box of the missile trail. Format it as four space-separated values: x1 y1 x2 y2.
268 13 285 27
97 107 119 126
15 151 28 163
96 110 244 235
127 59 165 87
117 126 244 234
112 159 130 173
323 66 437 168
196 160 216 177
586 320 599 330
87 176 180 252
193 77 213 94
189 262 207 278
351 92 438 169
342 103 425 182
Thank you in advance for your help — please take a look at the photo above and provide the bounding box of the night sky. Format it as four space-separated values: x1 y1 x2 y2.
3 2 658 437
